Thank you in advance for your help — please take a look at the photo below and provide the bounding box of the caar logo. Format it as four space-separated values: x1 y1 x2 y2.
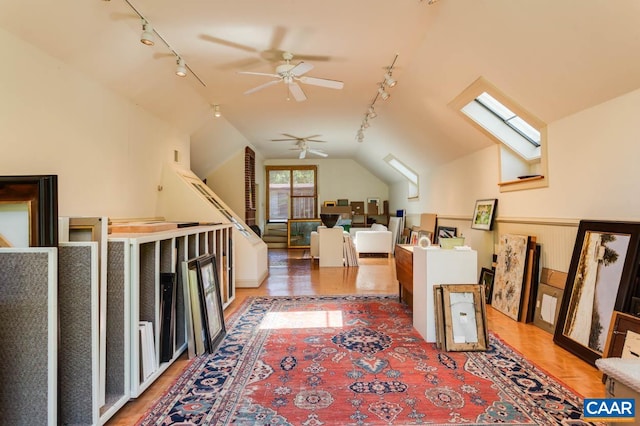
584 398 635 422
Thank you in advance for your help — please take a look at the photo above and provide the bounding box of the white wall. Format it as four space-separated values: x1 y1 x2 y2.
190 117 252 181
265 158 390 208
0 27 190 218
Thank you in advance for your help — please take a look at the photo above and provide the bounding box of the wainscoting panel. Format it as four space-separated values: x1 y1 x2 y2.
433 215 580 275
495 218 579 273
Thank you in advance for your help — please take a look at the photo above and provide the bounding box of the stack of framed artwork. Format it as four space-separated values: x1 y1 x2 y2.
490 233 540 323
182 253 226 357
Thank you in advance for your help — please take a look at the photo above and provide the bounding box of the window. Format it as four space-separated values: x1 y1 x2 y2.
450 77 548 192
384 154 419 199
266 166 317 221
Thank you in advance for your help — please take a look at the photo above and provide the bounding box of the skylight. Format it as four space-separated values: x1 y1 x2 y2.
462 92 541 162
476 93 540 146
384 155 419 198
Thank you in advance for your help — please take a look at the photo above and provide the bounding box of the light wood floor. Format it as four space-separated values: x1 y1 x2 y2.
106 249 605 425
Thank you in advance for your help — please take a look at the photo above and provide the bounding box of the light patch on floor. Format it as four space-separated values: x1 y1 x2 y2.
259 310 343 329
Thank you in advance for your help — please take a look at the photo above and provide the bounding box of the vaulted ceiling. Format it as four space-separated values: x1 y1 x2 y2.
2 0 640 183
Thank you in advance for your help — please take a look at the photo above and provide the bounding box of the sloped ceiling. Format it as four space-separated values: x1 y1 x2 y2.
2 0 640 182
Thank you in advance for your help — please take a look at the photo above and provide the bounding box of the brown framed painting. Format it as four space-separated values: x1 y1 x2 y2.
0 175 58 247
554 220 640 366
440 284 488 352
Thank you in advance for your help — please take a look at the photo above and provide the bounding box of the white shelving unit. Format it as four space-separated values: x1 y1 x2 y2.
114 224 234 397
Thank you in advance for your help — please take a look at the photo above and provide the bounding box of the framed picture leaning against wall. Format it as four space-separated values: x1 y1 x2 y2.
553 220 640 366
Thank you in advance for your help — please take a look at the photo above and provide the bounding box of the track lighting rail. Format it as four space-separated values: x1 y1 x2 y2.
123 0 207 88
356 54 398 143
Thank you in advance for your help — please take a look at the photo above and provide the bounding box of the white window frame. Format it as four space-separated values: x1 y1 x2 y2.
384 154 419 199
449 77 548 192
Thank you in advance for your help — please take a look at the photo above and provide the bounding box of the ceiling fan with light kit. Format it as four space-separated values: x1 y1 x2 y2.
271 133 329 159
239 52 344 101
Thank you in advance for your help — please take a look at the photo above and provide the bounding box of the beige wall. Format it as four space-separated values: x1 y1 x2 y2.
205 150 245 220
391 87 640 273
265 158 390 211
0 27 190 218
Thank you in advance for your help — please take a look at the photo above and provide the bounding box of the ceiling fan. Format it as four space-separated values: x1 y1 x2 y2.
272 134 329 158
290 141 328 159
239 52 344 102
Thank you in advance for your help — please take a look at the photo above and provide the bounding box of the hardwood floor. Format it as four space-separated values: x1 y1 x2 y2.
106 248 605 425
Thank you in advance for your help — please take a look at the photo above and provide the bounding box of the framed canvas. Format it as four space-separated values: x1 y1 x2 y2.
532 283 563 334
478 267 495 304
196 254 226 354
471 198 497 230
554 220 640 366
288 219 322 248
441 284 488 351
182 258 207 356
491 234 531 321
0 175 58 247
409 230 419 245
435 226 457 244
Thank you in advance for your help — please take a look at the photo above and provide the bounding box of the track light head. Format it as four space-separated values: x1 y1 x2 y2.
175 57 187 77
384 73 397 88
140 20 154 46
367 106 377 119
378 86 390 100
213 105 221 118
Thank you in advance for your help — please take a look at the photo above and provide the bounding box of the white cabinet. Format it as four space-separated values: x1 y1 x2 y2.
412 247 477 342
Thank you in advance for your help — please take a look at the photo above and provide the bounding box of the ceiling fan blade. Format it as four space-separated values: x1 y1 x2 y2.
272 138 297 142
306 138 327 143
291 53 332 62
290 62 314 76
282 133 302 139
299 150 307 159
199 35 258 53
238 71 280 78
308 149 328 157
288 83 307 102
300 134 322 140
299 76 344 90
244 79 281 95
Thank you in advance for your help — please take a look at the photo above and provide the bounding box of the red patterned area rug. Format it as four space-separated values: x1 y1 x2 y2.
138 295 602 425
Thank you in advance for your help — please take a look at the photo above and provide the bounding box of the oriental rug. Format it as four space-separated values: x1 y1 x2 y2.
138 295 602 425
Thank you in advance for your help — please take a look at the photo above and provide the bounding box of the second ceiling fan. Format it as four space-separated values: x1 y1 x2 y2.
271 134 329 159
239 52 344 101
